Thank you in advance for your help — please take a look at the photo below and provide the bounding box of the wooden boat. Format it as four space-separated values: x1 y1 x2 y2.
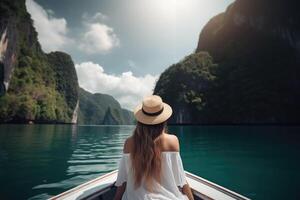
49 170 250 200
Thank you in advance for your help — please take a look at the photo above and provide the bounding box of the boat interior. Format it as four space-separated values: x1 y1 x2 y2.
81 185 203 200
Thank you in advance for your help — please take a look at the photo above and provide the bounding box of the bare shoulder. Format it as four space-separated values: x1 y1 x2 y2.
123 137 133 153
161 133 180 152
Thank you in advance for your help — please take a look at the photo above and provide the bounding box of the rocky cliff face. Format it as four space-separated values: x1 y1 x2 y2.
46 52 79 122
0 0 79 123
155 0 300 124
197 0 300 60
0 0 41 95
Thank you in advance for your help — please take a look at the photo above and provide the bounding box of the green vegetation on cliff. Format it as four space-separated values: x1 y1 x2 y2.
0 50 79 123
0 0 79 123
155 0 300 124
47 52 79 113
78 88 134 125
155 52 217 123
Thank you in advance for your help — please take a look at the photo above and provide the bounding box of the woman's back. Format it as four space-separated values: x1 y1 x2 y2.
123 132 180 154
115 133 188 200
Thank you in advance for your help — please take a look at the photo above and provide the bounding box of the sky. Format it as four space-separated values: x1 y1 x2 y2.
25 0 233 110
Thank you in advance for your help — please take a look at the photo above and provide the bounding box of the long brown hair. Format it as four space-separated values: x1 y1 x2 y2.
130 121 167 190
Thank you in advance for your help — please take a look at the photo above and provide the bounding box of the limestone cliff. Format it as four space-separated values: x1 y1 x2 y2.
154 0 300 124
0 0 79 123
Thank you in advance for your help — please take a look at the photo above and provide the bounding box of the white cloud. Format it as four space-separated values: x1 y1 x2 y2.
75 62 158 110
26 1 119 55
79 12 119 54
26 0 71 52
92 12 108 21
82 12 108 22
79 23 120 54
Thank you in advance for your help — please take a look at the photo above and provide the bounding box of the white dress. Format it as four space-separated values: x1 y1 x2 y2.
115 152 189 200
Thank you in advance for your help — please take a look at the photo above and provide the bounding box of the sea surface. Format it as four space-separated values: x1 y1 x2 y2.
0 125 299 200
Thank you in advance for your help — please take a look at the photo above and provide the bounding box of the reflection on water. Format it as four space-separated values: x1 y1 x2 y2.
0 125 300 200
0 125 134 200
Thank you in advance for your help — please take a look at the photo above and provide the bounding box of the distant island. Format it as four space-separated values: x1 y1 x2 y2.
78 88 134 125
0 0 134 125
154 0 300 124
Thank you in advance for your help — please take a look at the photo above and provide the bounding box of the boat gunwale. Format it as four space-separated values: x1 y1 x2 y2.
49 170 251 200
185 171 250 200
49 170 118 200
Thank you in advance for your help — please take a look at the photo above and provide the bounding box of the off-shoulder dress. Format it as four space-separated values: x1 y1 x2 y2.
115 151 189 200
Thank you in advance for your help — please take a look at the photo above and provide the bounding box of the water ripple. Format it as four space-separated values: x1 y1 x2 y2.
30 125 134 199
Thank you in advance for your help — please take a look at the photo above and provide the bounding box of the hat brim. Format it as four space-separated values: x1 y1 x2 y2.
133 103 172 125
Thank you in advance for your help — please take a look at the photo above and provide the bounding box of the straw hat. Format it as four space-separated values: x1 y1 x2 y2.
134 95 172 125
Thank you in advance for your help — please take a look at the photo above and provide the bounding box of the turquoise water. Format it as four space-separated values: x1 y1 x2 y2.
0 125 299 200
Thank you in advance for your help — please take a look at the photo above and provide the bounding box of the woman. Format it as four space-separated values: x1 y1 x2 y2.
114 95 194 200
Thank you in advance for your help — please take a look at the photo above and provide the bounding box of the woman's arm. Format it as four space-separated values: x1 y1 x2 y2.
114 138 130 200
168 135 194 200
182 183 194 200
113 182 126 200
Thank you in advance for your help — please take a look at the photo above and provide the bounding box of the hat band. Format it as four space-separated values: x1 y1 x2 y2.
142 107 164 116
